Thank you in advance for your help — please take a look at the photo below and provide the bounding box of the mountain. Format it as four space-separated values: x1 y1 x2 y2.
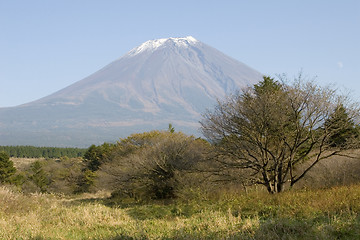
0 36 263 147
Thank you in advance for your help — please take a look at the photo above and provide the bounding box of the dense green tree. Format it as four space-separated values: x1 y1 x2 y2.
29 161 50 192
325 104 359 148
76 169 97 193
83 143 113 171
0 152 16 184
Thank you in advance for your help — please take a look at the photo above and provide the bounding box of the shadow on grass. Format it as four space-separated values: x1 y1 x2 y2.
102 218 360 240
66 195 200 220
123 199 203 220
105 235 140 240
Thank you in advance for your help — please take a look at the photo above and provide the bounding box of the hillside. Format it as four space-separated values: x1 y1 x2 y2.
0 37 262 147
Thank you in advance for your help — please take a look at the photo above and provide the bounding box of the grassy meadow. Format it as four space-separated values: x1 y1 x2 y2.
1 184 360 239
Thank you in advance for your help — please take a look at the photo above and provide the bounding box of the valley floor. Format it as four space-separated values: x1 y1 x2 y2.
1 185 360 239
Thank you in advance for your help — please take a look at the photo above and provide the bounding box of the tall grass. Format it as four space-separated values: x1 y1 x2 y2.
1 185 360 239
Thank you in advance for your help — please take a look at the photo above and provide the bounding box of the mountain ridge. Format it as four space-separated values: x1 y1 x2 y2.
0 37 263 147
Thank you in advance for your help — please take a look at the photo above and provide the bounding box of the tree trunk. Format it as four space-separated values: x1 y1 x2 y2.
262 171 275 194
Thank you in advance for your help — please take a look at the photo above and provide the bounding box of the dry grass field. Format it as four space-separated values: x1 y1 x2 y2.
1 184 360 239
11 157 43 170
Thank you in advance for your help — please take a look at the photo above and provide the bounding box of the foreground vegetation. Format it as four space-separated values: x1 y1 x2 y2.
1 184 360 239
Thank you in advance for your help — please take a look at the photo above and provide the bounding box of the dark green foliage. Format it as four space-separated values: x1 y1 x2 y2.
0 146 86 159
76 169 97 193
83 143 114 171
29 161 50 192
168 123 175 133
325 104 360 148
78 143 114 192
0 152 16 183
253 75 282 95
10 173 26 188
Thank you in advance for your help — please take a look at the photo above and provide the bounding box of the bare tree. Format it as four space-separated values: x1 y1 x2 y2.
201 75 360 193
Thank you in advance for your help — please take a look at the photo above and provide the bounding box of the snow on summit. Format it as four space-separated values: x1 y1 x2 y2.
127 36 199 56
0 36 263 147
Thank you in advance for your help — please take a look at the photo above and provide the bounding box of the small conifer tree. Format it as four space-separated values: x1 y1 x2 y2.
29 161 50 192
0 152 16 184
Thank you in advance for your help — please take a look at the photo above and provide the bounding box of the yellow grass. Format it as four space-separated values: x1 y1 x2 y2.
11 157 41 170
1 185 360 239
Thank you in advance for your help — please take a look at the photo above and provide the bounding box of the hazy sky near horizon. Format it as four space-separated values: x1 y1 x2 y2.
1 0 359 107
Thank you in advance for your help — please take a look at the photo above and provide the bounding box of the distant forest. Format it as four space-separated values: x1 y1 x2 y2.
0 146 86 158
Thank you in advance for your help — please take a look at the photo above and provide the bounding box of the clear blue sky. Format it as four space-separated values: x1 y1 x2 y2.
1 0 359 107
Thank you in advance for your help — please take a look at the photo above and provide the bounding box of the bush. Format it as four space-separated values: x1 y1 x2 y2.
102 131 209 200
16 157 84 194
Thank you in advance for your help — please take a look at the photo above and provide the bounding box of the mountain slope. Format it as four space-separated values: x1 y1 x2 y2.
0 36 263 147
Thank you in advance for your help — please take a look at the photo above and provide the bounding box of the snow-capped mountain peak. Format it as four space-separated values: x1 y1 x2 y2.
0 36 263 147
127 36 198 56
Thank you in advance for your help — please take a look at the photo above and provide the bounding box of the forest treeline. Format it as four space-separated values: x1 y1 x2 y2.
0 145 86 158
